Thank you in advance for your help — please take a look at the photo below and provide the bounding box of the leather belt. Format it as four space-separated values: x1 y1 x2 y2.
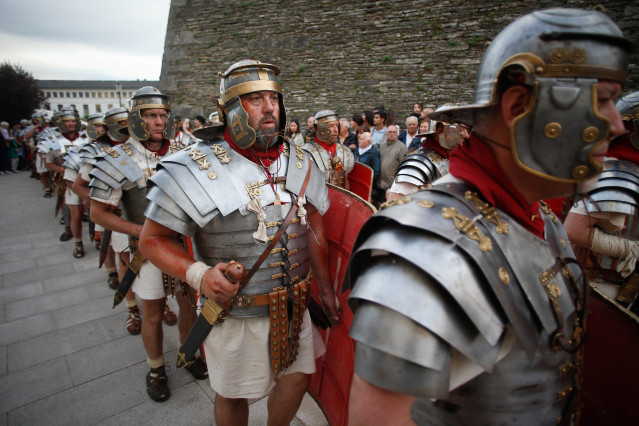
230 272 312 309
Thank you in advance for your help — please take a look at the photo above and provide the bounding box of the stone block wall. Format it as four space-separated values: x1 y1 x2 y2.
160 0 638 123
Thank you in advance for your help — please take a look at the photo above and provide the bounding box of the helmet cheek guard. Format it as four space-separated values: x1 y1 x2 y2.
512 76 610 182
218 60 285 149
104 108 129 142
616 92 639 150
86 113 104 141
128 86 172 142
428 8 632 183
226 96 256 148
314 110 340 143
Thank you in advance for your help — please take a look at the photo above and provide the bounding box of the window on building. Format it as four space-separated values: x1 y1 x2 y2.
104 92 108 98
83 105 89 116
57 104 63 110
91 92 96 97
107 104 114 109
59 92 64 98
72 92 77 97
44 103 51 110
45 92 50 97
97 92 102 98
78 92 83 98
66 92 70 97
96 104 102 113
85 92 89 97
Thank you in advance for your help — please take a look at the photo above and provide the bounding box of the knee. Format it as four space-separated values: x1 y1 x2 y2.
216 394 247 409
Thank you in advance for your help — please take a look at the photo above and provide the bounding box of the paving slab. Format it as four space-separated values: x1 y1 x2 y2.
7 319 112 371
0 282 43 304
7 366 143 426
0 356 74 414
5 286 90 321
0 346 6 376
0 312 56 346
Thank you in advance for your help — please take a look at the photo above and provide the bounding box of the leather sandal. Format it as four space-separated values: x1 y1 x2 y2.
185 356 208 380
107 272 119 290
73 242 84 258
163 305 177 326
126 305 141 335
60 227 72 241
146 365 170 402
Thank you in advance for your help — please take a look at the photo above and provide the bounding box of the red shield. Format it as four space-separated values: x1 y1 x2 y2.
348 162 374 202
579 286 639 425
308 184 376 426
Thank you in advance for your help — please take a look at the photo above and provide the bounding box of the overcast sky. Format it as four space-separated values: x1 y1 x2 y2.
0 0 171 81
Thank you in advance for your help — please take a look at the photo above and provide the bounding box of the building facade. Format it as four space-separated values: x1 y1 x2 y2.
37 80 159 118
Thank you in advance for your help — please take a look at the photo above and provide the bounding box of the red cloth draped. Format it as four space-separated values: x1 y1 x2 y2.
145 140 171 156
223 129 282 167
63 132 80 142
449 133 545 239
421 135 451 159
314 136 337 156
607 137 639 164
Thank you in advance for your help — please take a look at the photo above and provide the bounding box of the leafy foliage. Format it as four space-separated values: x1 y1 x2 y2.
0 62 45 124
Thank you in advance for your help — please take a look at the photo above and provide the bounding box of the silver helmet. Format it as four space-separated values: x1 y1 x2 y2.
57 106 81 133
104 107 129 142
218 59 285 149
616 92 639 149
430 8 631 183
86 113 105 141
314 110 339 144
127 86 174 142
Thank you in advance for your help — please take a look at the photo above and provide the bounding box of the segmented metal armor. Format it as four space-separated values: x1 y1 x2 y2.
581 160 639 273
302 141 354 187
347 182 585 424
394 148 449 189
145 139 329 318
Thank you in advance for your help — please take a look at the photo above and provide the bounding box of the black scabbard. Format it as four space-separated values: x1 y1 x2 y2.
177 299 225 368
98 229 112 268
113 249 146 308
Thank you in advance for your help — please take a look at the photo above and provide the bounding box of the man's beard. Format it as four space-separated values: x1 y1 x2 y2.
254 114 281 149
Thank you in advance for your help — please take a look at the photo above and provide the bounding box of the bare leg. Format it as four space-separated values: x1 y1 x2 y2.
69 204 83 239
141 297 165 360
175 286 197 344
104 245 116 270
266 372 310 426
214 394 249 426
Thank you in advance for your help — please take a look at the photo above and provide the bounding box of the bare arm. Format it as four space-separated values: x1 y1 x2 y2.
306 204 340 322
90 199 142 238
139 218 239 303
73 175 91 205
349 374 416 426
563 212 600 249
46 160 65 175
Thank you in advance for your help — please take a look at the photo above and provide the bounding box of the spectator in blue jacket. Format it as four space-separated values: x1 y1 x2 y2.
355 131 380 181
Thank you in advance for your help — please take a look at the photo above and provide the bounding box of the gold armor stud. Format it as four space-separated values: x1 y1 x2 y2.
208 171 217 180
499 267 510 285
544 122 562 139
549 48 567 64
569 48 586 64
417 200 434 208
582 126 599 143
572 165 589 179
121 161 126 165
296 162 302 169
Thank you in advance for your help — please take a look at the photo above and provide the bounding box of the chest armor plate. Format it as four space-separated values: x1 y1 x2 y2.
121 186 149 225
194 203 310 318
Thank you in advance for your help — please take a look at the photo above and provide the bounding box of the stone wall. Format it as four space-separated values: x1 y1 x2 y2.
160 0 639 123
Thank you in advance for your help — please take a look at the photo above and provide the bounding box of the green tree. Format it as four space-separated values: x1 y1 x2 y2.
0 62 45 125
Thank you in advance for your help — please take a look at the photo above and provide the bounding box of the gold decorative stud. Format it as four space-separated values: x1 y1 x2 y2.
549 48 567 64
499 267 510 285
572 165 589 179
582 126 599 143
208 171 217 180
544 122 562 139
